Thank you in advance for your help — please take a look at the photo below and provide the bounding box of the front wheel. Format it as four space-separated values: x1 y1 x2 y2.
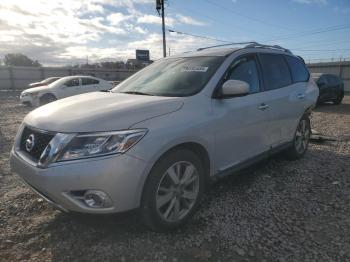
141 149 205 231
40 93 57 106
285 115 311 160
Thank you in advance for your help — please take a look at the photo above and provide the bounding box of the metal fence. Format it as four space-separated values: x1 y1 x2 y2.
1 61 349 93
0 66 138 90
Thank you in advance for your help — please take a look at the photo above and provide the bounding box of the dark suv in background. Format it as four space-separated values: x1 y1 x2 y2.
312 73 344 105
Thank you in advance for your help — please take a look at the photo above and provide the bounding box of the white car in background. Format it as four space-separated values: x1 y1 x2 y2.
20 76 113 106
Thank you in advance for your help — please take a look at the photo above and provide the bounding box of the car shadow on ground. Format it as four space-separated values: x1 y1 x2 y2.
314 100 350 115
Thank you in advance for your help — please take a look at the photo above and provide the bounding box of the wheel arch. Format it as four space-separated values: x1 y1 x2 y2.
138 141 211 206
39 92 57 101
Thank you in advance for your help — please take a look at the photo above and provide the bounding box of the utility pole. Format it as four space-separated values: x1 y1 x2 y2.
156 0 166 57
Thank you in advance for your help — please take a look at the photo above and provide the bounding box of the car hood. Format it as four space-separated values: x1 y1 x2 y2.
29 82 44 87
24 92 184 133
23 85 50 93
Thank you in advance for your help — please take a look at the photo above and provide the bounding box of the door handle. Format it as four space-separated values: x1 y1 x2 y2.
258 103 269 111
297 93 305 99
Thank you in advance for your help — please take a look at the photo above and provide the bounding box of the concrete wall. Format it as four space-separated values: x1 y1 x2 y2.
0 66 139 90
307 61 350 93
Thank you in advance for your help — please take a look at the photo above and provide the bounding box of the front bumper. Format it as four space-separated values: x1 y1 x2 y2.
10 150 152 213
20 95 35 106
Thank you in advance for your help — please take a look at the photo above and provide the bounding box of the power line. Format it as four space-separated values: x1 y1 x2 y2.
176 6 272 37
264 24 350 42
168 28 232 43
203 0 295 31
168 29 350 54
293 48 350 52
290 39 350 50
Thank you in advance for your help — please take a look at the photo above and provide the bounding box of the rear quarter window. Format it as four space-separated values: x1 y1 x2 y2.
259 54 292 91
285 56 309 83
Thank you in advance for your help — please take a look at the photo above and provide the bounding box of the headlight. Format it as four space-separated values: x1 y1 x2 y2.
57 129 147 162
21 92 38 97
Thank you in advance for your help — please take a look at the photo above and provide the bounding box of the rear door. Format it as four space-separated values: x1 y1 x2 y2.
92 79 109 91
81 77 99 93
82 77 109 93
213 54 272 171
257 53 307 146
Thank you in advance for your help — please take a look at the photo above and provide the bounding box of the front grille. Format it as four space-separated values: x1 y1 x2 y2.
20 126 55 161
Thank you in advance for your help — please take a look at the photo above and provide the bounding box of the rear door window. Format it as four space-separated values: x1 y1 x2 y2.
82 78 99 85
259 54 292 91
285 56 309 83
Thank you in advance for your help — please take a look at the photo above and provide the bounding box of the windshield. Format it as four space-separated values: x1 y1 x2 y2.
112 56 224 97
43 77 60 84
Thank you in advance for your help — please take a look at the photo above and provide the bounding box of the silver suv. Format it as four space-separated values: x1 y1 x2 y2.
10 43 319 230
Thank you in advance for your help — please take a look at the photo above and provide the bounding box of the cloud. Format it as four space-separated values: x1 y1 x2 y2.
137 14 176 26
333 6 350 15
176 14 207 26
107 12 131 25
292 0 327 4
137 14 206 27
0 0 214 65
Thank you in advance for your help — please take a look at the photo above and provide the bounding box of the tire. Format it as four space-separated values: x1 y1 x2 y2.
40 93 57 106
316 97 322 106
141 149 205 231
285 114 311 160
22 102 31 107
333 94 343 105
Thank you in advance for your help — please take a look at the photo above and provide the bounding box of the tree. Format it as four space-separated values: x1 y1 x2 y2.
4 53 41 67
100 61 125 69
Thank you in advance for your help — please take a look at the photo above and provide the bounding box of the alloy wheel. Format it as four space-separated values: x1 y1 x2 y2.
295 119 310 154
156 161 199 222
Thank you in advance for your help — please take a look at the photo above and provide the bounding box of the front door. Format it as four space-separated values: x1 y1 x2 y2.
60 77 81 98
213 54 272 172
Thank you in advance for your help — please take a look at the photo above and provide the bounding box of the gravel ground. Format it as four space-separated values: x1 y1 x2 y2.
0 92 349 262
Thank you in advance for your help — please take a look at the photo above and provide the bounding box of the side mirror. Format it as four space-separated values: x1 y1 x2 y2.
221 80 250 97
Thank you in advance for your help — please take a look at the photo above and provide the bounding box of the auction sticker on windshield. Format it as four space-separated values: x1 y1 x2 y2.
181 66 209 72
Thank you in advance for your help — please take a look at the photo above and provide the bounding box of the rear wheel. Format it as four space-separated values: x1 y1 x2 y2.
141 149 205 231
40 93 57 106
333 93 343 105
286 115 311 160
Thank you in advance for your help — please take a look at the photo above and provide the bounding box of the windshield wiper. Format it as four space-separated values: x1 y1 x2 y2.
120 91 154 96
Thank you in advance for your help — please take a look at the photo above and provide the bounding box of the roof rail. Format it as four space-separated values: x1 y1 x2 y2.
197 41 292 54
244 43 292 54
197 42 259 51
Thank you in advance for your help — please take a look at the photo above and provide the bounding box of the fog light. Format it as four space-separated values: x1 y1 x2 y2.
83 190 111 208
